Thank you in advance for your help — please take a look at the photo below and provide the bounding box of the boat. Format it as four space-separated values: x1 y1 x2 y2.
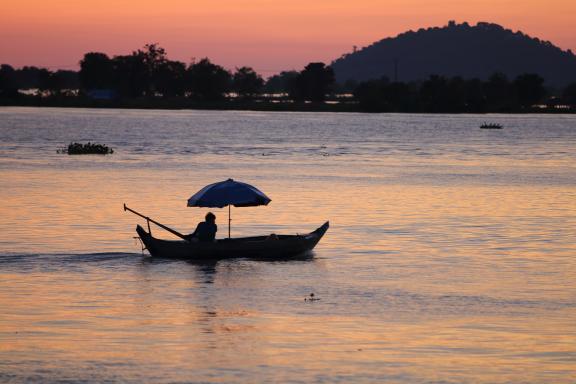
135 221 329 259
480 122 503 129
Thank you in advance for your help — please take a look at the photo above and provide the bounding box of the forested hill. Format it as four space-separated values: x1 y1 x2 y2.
331 21 576 86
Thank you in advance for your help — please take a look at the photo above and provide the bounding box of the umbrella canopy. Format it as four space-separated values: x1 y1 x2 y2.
187 178 271 208
187 179 271 238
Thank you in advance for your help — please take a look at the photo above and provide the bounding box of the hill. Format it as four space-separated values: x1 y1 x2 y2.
331 21 576 86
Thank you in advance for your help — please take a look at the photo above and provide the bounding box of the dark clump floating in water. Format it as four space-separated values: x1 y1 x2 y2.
480 122 503 129
305 293 320 301
57 142 114 155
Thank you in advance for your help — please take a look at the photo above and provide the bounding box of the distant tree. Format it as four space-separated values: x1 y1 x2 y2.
155 60 186 97
232 67 264 99
514 73 546 107
98 44 173 98
79 52 114 90
185 58 231 101
462 78 486 112
112 53 148 98
354 78 389 112
419 75 474 112
263 71 298 94
139 44 167 71
484 72 516 111
386 81 417 111
0 64 18 97
294 63 335 102
12 67 52 96
11 66 50 91
46 70 80 96
340 79 358 93
562 82 576 105
354 78 420 112
34 68 52 96
446 77 469 111
137 43 168 96
419 75 450 111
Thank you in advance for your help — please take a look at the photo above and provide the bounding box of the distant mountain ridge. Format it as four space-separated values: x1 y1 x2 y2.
331 21 576 86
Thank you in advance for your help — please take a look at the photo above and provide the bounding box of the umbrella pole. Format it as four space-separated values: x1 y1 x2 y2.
228 205 231 239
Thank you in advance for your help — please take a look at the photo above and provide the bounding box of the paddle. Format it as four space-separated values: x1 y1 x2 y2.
123 204 188 241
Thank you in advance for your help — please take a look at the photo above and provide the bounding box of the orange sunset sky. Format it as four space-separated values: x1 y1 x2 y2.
1 0 575 76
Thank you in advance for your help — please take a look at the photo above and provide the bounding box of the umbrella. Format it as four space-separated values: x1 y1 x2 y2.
187 178 271 238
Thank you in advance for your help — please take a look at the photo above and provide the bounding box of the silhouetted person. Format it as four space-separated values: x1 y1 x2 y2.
187 212 217 242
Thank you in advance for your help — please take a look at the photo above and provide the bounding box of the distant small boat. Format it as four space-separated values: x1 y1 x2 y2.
480 122 503 129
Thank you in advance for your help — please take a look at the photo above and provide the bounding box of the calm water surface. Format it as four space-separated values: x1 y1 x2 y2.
0 107 575 383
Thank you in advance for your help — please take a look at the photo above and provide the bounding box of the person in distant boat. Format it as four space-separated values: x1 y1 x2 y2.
187 212 217 242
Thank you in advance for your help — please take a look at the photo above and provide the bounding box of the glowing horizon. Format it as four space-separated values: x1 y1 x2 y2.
1 0 575 76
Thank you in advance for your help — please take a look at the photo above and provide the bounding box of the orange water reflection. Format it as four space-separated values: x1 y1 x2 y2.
1 110 576 382
1 264 575 382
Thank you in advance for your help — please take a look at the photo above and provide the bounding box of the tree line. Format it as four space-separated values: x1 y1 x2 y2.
0 44 335 103
353 73 576 112
1 43 575 112
0 65 79 97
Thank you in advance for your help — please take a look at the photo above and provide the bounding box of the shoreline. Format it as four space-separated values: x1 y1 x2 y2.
1 97 574 114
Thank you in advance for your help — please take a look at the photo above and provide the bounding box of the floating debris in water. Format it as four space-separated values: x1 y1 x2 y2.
57 142 114 155
480 122 503 129
305 293 320 301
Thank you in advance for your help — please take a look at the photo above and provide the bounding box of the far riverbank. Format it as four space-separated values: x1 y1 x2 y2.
1 96 573 114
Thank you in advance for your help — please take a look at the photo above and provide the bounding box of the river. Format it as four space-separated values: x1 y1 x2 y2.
0 107 575 383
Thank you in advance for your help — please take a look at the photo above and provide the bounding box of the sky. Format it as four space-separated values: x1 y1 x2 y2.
1 0 575 76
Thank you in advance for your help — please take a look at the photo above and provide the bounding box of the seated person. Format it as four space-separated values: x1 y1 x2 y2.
187 212 217 242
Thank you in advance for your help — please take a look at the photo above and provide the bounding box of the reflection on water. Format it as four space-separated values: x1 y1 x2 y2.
0 108 575 383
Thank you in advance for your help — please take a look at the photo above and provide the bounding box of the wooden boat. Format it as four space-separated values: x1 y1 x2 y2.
135 222 329 259
480 122 503 129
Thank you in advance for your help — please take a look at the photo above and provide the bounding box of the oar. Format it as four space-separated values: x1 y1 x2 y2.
123 204 188 241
